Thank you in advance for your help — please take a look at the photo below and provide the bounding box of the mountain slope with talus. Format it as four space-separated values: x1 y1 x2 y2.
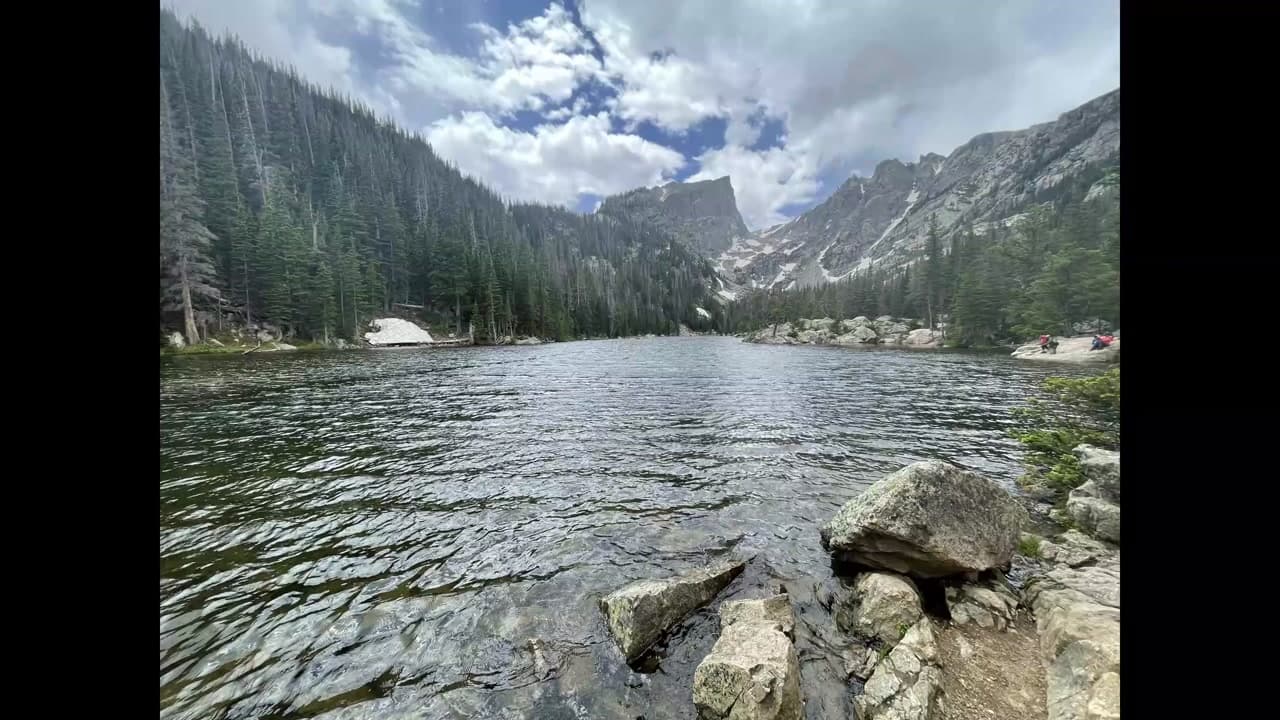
716 88 1120 292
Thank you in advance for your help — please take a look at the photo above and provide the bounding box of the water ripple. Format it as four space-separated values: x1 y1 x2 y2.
161 337 1095 720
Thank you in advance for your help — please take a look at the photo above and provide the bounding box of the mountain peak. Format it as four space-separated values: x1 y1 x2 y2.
600 176 749 256
717 87 1120 291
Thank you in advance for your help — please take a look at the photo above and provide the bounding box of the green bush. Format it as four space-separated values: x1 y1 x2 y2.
1012 368 1119 493
1017 535 1043 558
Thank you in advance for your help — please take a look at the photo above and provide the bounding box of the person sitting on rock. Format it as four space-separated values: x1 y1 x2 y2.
1039 334 1051 352
1090 334 1114 351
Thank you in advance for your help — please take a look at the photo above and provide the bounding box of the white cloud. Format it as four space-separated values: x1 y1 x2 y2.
425 112 685 207
580 0 1120 227
166 0 1119 230
690 145 821 230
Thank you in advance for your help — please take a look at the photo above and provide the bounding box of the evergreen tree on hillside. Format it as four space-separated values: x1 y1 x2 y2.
160 70 221 345
158 10 719 345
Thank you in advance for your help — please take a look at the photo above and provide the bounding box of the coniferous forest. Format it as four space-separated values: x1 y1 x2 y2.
160 10 1117 350
159 11 721 347
724 170 1120 346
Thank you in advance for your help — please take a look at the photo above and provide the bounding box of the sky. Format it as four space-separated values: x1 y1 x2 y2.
164 0 1120 231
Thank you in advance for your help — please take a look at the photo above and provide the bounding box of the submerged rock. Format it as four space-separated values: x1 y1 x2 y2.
854 618 943 720
600 559 745 662
719 594 796 638
692 594 801 720
836 572 923 644
820 461 1028 578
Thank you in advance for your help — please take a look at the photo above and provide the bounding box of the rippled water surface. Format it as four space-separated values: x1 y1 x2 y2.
160 337 1095 720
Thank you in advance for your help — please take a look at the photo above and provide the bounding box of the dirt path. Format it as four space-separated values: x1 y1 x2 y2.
936 611 1046 720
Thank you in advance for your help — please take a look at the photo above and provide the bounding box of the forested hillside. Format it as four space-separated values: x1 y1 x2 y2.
159 11 720 346
725 169 1119 345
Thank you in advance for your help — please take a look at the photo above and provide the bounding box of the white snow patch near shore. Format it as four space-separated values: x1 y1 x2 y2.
365 318 434 346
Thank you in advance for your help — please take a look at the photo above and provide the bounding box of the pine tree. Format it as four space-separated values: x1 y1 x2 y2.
161 70 221 345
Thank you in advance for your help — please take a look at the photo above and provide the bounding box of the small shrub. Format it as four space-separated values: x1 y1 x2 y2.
1012 368 1119 495
1017 535 1042 558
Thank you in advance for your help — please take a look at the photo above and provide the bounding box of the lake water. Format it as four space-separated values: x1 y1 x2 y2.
160 337 1095 720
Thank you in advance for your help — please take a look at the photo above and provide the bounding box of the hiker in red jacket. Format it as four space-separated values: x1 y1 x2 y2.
1039 334 1051 353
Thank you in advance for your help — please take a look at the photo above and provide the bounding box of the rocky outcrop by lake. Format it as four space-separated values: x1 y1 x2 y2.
591 453 1118 719
745 316 942 347
1011 334 1120 364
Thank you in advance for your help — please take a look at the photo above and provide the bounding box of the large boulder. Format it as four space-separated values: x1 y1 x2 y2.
600 559 744 662
854 618 943 720
719 594 796 637
1046 636 1119 720
820 461 1029 578
1065 495 1120 544
746 323 795 344
1085 672 1120 720
1025 562 1120 614
836 572 923 644
1023 532 1120 720
1073 445 1119 503
168 331 185 348
902 329 942 347
693 594 801 720
847 326 880 343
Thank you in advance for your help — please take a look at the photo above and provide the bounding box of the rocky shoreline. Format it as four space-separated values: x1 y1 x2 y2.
744 316 943 348
596 448 1120 719
1011 334 1120 365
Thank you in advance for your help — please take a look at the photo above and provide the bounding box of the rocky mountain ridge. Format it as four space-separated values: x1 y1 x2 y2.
603 88 1120 297
725 88 1120 291
597 175 750 258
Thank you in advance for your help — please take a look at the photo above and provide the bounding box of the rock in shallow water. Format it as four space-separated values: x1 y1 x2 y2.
693 594 801 720
600 559 744 662
820 461 1028 578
